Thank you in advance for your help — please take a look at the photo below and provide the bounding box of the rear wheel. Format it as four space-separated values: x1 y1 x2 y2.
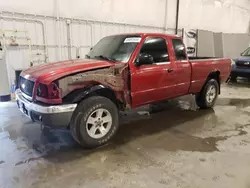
70 96 119 149
196 79 219 109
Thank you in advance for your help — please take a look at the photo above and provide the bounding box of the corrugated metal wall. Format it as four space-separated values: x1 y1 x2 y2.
0 11 179 86
0 11 177 65
1 10 250 86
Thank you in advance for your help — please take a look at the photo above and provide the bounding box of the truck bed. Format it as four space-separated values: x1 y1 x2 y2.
189 58 231 93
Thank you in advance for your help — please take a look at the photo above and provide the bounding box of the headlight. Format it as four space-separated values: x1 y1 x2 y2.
50 82 61 99
37 83 48 98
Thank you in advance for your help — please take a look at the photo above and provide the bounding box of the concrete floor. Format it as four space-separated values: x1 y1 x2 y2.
1 81 250 188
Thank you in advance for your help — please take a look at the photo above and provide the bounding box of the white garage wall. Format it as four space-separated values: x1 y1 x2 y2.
176 0 250 33
1 0 250 33
0 0 166 27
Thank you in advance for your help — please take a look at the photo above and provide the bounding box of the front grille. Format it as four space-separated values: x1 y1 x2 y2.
19 77 35 97
236 61 250 68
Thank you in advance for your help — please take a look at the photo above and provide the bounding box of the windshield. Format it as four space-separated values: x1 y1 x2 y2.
241 47 250 56
87 35 141 63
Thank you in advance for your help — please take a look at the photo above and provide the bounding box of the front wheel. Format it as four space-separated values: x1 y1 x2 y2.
195 79 219 109
70 96 119 149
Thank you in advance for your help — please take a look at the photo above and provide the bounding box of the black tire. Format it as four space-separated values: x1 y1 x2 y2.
70 96 119 149
195 79 219 109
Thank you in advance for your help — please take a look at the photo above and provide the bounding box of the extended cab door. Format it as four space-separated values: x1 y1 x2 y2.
171 38 192 95
130 36 176 107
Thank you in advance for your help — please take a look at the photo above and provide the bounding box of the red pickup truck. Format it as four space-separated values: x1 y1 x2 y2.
16 33 231 148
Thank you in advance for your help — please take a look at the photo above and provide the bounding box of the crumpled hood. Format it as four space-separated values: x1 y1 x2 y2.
21 59 115 84
234 56 250 62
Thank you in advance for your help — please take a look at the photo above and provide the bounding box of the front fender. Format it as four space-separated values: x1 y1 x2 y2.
62 84 126 110
72 84 109 103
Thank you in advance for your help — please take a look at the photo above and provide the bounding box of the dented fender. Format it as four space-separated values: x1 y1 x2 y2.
58 63 131 107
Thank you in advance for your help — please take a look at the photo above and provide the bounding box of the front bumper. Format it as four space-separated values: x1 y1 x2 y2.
15 89 77 128
231 64 250 78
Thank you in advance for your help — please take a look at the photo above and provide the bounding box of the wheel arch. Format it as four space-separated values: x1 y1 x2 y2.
203 71 221 94
63 84 123 109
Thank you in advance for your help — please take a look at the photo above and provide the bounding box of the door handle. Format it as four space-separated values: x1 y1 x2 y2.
167 68 174 73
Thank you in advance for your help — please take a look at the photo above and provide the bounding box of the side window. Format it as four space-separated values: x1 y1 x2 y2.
172 39 187 60
140 37 169 63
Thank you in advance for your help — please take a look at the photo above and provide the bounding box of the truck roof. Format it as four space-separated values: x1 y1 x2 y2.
110 33 181 39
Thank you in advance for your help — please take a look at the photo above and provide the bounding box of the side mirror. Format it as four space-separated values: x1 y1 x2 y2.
240 52 243 56
135 53 154 66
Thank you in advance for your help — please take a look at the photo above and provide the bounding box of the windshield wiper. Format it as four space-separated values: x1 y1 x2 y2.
94 55 116 63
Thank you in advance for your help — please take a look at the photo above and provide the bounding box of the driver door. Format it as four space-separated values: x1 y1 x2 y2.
130 37 176 107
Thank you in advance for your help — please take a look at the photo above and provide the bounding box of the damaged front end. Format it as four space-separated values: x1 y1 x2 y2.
58 63 131 109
